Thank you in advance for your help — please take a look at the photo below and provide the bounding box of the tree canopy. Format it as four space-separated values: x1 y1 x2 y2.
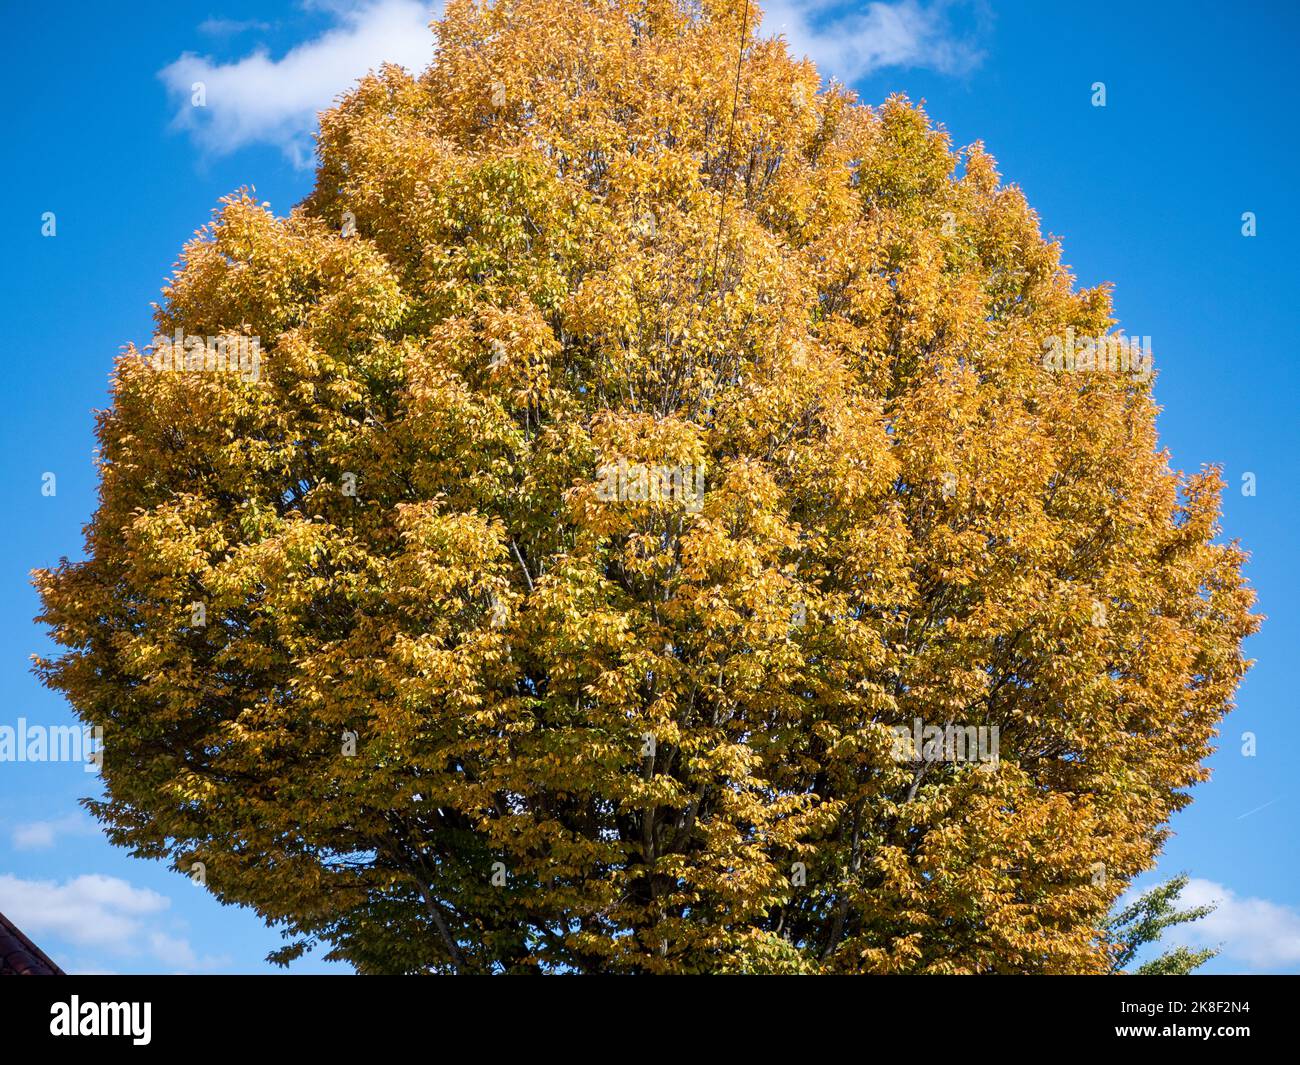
34 0 1257 973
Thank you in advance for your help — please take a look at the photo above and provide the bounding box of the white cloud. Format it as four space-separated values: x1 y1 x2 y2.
0 872 227 972
160 0 441 167
762 0 987 83
162 1 982 167
1157 878 1300 972
148 929 201 968
198 17 276 37
11 812 93 851
0 872 169 950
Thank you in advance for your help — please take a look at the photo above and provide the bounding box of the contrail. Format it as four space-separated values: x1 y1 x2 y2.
1236 797 1281 820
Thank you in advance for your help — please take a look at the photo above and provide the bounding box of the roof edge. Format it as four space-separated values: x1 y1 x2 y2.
0 910 65 975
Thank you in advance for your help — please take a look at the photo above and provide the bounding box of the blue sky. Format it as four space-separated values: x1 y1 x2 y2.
1 0 1296 974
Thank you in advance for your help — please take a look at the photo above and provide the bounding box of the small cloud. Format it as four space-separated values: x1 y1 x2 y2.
148 930 199 969
160 0 440 167
143 929 229 972
11 812 94 851
0 872 227 972
1161 878 1300 972
763 0 989 82
0 872 169 951
198 17 276 37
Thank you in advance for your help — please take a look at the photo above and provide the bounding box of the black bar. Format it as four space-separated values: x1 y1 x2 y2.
0 973 1288 1052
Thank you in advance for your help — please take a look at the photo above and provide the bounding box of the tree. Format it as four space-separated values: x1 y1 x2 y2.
1107 874 1219 975
34 0 1258 974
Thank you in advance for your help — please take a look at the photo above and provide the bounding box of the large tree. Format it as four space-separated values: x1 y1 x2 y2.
35 0 1257 973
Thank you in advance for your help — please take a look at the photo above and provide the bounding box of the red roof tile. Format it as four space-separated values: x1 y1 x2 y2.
0 911 63 975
